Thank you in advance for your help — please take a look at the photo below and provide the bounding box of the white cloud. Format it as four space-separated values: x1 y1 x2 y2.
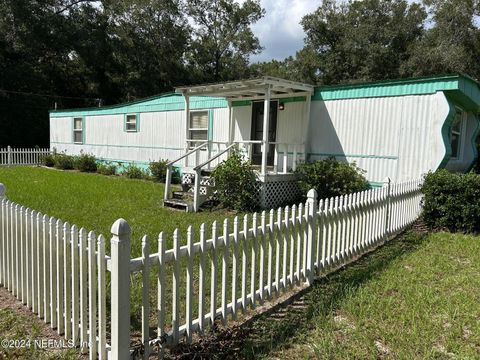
248 0 320 63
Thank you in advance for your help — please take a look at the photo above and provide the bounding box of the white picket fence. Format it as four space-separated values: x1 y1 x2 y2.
0 179 423 359
0 146 51 166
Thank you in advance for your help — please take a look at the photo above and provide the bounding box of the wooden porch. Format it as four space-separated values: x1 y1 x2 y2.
164 77 314 212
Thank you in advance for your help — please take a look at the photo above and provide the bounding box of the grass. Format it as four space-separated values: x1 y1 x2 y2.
2 167 479 358
0 307 77 359
0 166 241 337
198 230 479 359
0 166 232 256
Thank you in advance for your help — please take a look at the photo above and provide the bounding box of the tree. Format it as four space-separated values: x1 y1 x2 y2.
0 0 96 147
300 0 427 84
185 0 265 82
250 47 320 84
402 0 480 79
103 0 191 99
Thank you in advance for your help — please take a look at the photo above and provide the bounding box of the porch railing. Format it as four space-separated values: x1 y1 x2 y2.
191 143 237 211
163 140 307 211
272 142 305 174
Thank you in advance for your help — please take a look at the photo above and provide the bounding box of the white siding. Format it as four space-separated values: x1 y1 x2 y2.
276 101 307 145
309 93 449 183
233 105 252 142
51 111 186 164
211 108 229 143
50 117 72 144
50 108 235 167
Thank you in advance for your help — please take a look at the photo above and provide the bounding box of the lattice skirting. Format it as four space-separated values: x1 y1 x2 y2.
255 177 301 209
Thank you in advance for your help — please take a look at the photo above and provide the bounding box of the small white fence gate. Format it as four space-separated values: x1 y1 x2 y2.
0 179 423 359
0 146 51 166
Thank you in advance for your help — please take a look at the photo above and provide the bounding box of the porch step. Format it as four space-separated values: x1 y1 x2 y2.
163 199 192 212
182 168 215 176
172 191 193 200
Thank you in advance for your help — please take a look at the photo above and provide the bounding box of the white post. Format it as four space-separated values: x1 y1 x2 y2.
282 144 288 174
7 146 11 167
193 169 201 212
384 177 392 242
228 99 234 145
303 93 312 163
306 188 318 286
164 166 172 201
110 219 131 360
0 183 5 201
261 86 271 176
184 94 190 168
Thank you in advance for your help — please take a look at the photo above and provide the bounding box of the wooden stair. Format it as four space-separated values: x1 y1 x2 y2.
163 171 215 212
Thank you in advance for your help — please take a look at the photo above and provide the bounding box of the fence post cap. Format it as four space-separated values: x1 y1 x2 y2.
111 218 131 237
307 188 318 200
0 183 5 197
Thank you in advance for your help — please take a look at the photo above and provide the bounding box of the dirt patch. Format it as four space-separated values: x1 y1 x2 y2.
0 286 63 342
0 286 83 359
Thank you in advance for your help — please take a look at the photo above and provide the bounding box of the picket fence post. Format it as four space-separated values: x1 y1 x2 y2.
0 183 5 201
384 177 392 242
110 218 131 360
306 188 318 286
7 146 11 167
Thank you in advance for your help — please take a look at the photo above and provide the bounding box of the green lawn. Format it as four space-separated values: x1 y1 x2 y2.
174 230 480 359
0 166 238 336
0 166 231 256
0 307 77 359
2 167 479 359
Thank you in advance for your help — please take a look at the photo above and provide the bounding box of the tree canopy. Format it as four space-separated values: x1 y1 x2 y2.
2 0 480 147
0 0 264 146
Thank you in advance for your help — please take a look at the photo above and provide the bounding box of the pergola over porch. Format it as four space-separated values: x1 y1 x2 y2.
175 76 315 176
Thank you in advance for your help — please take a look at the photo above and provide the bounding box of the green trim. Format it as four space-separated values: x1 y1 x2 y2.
208 110 214 141
232 100 252 107
97 157 150 166
369 181 385 188
439 94 456 169
280 96 306 104
313 74 480 111
96 157 183 175
466 114 480 172
50 93 308 118
232 96 306 108
51 94 228 117
308 152 398 160
50 141 184 151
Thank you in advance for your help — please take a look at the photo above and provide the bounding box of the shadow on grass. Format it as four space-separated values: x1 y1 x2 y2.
169 224 429 359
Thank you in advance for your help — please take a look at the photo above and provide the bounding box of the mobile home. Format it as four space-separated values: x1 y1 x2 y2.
50 74 480 211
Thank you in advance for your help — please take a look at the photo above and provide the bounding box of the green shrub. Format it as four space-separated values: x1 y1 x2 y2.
53 153 74 170
123 163 148 179
149 160 168 182
295 158 370 200
171 167 181 184
74 152 97 172
212 149 258 211
421 170 480 233
149 160 181 184
40 153 55 167
97 162 117 176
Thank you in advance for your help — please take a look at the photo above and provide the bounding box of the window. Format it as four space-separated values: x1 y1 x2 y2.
450 109 464 159
125 114 138 132
73 117 83 144
189 111 208 142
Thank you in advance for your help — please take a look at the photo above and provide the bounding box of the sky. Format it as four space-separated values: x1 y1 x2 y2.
249 0 321 63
